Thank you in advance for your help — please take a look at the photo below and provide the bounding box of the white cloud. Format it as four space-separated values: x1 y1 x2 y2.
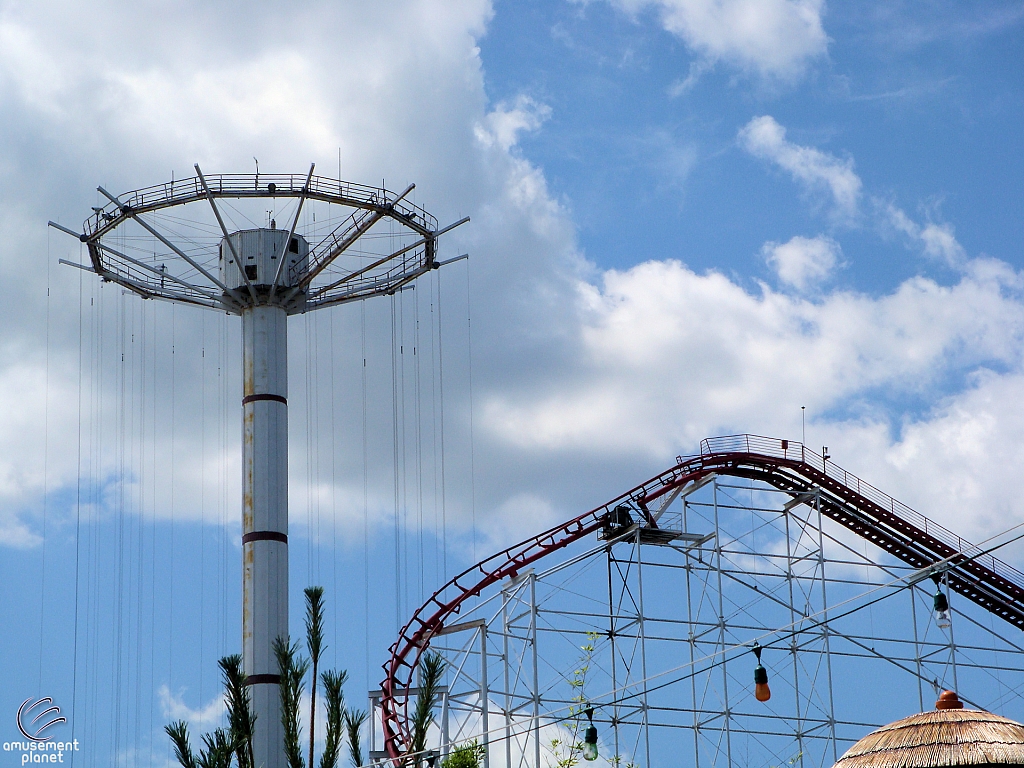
667 59 713 96
1 0 1021 584
482 256 1024 460
740 121 970 272
606 0 828 79
739 115 862 221
884 202 967 267
0 0 586 548
920 222 967 265
475 249 1024 557
812 368 1024 546
0 354 81 547
6 4 1024 765
762 234 841 290
158 685 225 730
478 492 560 553
475 95 552 152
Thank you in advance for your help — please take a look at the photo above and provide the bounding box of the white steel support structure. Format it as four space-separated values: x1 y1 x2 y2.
54 169 466 768
393 443 1024 768
241 303 290 768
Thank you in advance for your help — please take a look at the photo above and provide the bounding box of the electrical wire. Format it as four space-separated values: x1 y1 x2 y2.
392 294 401 634
362 301 370 685
71 251 83 768
331 303 338 668
436 273 448 581
39 229 52 693
464 260 477 565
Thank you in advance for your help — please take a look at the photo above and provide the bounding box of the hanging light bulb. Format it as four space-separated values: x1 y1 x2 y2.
753 643 771 702
583 706 599 762
932 575 952 629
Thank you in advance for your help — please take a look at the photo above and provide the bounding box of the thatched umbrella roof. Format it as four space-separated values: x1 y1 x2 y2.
834 692 1024 768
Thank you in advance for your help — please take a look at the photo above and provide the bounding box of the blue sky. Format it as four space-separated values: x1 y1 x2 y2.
0 1 1023 766
478 1 1023 291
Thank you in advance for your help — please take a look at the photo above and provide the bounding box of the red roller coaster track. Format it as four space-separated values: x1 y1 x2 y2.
380 434 1024 760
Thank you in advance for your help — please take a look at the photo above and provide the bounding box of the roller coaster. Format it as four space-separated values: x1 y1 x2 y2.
377 435 1024 768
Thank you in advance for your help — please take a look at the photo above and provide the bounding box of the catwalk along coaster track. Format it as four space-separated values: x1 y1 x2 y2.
379 434 1024 763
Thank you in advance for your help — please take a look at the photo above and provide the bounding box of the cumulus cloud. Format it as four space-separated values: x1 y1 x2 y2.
739 115 862 221
802 366 1024 547
9 6 1024 768
482 256 1024 461
0 0 585 548
605 0 828 79
1 0 1021 580
473 236 1024 548
0 354 81 547
762 234 841 290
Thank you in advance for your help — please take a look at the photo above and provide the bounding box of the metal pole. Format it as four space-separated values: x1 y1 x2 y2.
481 626 490 768
242 303 289 768
607 547 621 762
910 587 924 711
531 574 541 768
784 506 806 766
947 573 960 693
713 481 734 768
684 498 701 768
814 493 838 764
635 532 652 768
502 590 512 768
528 577 544 768
442 689 450 762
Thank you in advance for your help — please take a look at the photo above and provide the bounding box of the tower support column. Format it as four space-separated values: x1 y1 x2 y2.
241 303 289 768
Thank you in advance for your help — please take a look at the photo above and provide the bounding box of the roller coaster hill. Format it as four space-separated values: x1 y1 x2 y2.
378 434 1024 768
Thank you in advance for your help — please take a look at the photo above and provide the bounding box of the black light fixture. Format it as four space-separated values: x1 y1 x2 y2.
424 751 437 768
932 574 951 629
753 643 771 702
583 706 598 761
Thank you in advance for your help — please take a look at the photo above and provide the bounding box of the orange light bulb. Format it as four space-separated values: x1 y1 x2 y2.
754 662 771 702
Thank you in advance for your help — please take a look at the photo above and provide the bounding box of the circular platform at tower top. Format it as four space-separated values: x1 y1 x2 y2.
833 692 1024 768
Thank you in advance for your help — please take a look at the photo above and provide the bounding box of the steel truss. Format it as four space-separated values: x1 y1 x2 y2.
380 436 1024 768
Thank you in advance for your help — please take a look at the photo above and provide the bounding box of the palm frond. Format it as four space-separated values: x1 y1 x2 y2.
198 728 237 768
219 654 256 768
318 668 348 768
344 708 368 768
166 720 198 768
305 586 327 768
275 635 310 768
411 652 446 763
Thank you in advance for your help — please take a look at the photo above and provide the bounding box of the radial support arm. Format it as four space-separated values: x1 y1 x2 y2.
269 163 315 298
97 185 242 305
195 163 259 303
